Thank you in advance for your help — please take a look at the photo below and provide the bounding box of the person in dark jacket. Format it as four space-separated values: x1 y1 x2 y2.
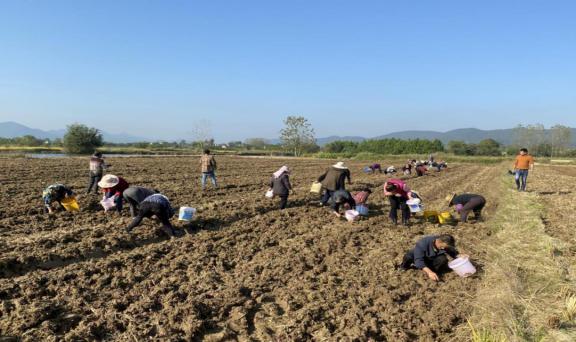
43 184 75 214
318 162 352 206
125 193 176 237
400 234 467 281
331 190 356 217
123 187 159 217
269 166 293 209
446 193 486 222
98 174 130 214
86 152 108 194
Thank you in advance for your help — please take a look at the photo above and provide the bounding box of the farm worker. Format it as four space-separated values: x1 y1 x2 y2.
317 161 352 206
268 165 293 210
331 190 356 217
369 163 382 173
125 193 177 237
43 184 75 214
402 160 412 175
513 148 534 191
384 166 397 175
123 187 159 217
200 149 218 191
400 234 466 282
98 174 129 214
428 154 435 163
352 188 372 206
446 193 486 222
383 179 414 226
415 163 427 177
86 152 108 194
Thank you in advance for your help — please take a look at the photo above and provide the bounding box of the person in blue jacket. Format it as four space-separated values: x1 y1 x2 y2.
400 234 468 281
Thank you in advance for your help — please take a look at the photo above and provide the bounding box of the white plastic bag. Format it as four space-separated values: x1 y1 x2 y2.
265 189 274 199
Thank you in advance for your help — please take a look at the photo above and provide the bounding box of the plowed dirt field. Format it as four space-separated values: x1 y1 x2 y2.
0 156 502 341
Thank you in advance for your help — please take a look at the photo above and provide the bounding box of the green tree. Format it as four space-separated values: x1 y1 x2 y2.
63 124 103 154
447 141 468 155
476 139 501 156
280 116 316 156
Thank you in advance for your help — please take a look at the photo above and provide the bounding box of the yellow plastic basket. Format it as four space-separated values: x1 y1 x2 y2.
61 197 80 212
438 211 453 224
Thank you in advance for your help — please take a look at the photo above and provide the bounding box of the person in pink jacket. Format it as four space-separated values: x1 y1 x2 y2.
383 179 414 226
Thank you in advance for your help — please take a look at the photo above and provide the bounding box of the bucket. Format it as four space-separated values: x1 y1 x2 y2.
310 182 322 194
61 197 80 212
423 210 439 223
100 197 116 211
406 198 423 213
356 204 369 216
344 210 360 222
265 189 274 199
178 207 196 221
438 211 453 224
448 257 476 277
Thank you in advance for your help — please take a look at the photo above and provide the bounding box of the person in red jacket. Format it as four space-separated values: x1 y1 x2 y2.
383 179 414 226
98 174 129 214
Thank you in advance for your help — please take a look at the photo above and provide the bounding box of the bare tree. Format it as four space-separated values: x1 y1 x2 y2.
513 124 545 152
280 116 316 157
550 124 572 158
189 119 212 150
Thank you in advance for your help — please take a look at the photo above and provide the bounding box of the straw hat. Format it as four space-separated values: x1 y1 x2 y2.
333 162 348 169
445 193 456 206
98 174 119 188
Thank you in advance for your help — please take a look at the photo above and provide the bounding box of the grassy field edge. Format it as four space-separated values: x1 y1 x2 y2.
465 173 576 341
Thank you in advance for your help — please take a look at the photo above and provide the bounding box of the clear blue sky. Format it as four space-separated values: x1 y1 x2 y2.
0 0 575 142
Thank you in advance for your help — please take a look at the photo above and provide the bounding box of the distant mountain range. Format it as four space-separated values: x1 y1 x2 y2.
1 121 575 146
315 127 576 146
0 122 148 143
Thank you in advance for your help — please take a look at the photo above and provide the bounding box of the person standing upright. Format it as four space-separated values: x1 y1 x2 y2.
87 152 108 194
269 166 293 210
200 149 218 191
513 148 534 191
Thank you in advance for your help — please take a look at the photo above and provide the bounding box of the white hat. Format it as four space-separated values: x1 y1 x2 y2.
98 174 119 188
333 161 348 169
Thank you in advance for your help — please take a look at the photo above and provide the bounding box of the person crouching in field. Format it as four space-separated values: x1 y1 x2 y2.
86 152 108 194
269 166 293 210
43 184 75 214
123 187 159 217
331 190 356 218
369 163 382 173
415 163 427 177
384 165 397 175
446 193 486 222
318 162 352 206
513 148 534 192
125 193 177 237
402 160 412 175
200 149 218 191
352 188 372 206
400 234 467 282
99 174 129 214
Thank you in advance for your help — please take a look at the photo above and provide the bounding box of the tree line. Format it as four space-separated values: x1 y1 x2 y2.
324 138 444 155
1 120 574 157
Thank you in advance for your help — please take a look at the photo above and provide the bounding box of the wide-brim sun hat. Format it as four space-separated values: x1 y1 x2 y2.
98 174 119 188
333 161 348 169
445 193 456 206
